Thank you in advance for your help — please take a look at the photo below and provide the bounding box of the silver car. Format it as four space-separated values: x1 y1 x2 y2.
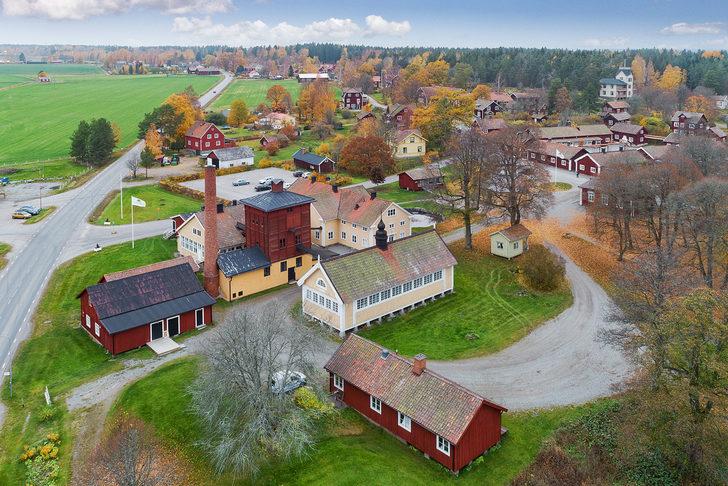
270 370 307 394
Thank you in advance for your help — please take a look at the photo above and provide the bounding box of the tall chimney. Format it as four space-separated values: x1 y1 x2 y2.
412 354 426 375
271 180 283 192
203 160 219 297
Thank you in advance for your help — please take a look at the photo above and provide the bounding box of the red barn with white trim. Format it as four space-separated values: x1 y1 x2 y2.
185 121 225 155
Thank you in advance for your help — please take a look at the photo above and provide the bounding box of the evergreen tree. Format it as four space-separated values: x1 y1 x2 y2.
139 146 157 178
288 64 294 78
70 120 90 165
18 52 25 63
86 118 115 166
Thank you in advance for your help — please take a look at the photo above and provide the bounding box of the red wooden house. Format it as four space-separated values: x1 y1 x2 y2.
342 88 365 110
78 261 215 355
325 335 507 473
399 166 444 191
385 104 414 129
603 100 630 114
610 122 647 146
185 121 226 154
292 148 335 173
527 142 589 172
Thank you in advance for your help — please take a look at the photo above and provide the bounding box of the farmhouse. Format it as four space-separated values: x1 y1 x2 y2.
490 224 531 259
472 117 508 134
603 100 630 113
206 146 254 168
297 73 330 83
78 261 215 355
599 66 633 99
289 178 412 250
298 227 456 336
325 334 507 473
342 87 365 110
610 122 647 146
185 121 225 155
603 111 631 126
393 129 427 158
292 148 336 173
385 103 414 129
536 124 616 150
665 113 726 144
399 166 444 191
527 142 589 172
571 150 638 176
474 98 505 118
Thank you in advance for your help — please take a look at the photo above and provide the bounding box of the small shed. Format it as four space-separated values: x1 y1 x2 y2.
490 224 532 259
207 146 254 169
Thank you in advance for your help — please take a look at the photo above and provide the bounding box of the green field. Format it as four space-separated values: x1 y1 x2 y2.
95 184 201 225
0 237 175 485
111 357 595 485
373 181 436 204
360 242 572 359
210 78 301 110
0 242 10 270
0 63 103 88
0 74 219 165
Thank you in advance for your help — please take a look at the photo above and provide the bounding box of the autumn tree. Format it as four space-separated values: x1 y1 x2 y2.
484 127 552 226
297 79 337 124
339 135 396 183
280 123 298 141
554 87 572 114
676 136 728 177
111 122 121 148
264 140 280 156
412 88 475 149
138 104 183 143
227 99 249 127
471 83 492 101
144 124 163 159
164 91 202 141
266 84 293 113
656 64 685 91
684 94 719 122
631 54 647 90
356 117 379 138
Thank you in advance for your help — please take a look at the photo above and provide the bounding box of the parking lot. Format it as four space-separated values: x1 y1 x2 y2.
180 167 299 201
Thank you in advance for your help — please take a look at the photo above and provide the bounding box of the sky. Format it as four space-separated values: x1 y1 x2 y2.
1 0 727 50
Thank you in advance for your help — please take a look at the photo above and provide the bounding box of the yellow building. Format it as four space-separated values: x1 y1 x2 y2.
289 180 412 250
490 224 532 259
175 205 245 263
393 129 427 158
298 225 456 337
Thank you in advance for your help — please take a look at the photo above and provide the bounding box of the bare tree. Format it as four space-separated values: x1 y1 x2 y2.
436 128 489 249
190 305 324 477
676 136 728 178
484 127 553 226
126 152 141 179
81 416 186 486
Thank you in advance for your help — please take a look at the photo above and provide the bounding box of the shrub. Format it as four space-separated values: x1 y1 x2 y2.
512 444 588 486
293 386 334 415
281 124 298 141
259 158 273 168
24 456 59 486
265 140 280 156
38 406 56 423
331 174 352 186
340 109 353 119
518 244 565 291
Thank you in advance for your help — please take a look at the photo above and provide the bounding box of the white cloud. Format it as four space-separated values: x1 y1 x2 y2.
364 15 411 36
2 0 230 20
660 22 723 35
582 36 629 48
172 15 411 45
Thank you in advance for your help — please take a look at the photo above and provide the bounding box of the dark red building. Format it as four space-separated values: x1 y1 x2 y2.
610 122 647 145
292 148 336 173
325 335 507 473
603 100 630 114
385 104 414 129
78 261 215 355
342 88 364 110
399 166 444 191
185 121 225 154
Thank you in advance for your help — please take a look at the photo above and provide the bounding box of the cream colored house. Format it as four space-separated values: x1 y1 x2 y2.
175 205 246 262
490 224 532 259
298 226 457 337
289 180 412 250
393 129 427 158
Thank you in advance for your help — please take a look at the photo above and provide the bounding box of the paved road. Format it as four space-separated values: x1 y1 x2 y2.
0 73 234 381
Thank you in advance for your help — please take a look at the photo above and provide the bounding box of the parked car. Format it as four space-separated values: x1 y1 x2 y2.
283 182 293 189
0 177 9 186
292 170 303 177
302 172 311 178
270 370 307 394
12 210 32 219
258 176 274 185
255 183 271 192
232 178 249 186
18 205 40 215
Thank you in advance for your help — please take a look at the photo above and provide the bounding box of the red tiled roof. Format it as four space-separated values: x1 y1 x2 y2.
185 121 215 139
102 257 199 282
493 223 532 241
325 334 506 444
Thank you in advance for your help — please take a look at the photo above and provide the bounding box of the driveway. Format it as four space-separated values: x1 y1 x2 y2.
181 167 297 201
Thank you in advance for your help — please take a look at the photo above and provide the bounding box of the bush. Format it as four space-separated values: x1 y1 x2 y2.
293 387 334 415
24 456 59 486
205 112 227 126
265 140 280 156
518 244 565 291
38 405 56 423
259 158 273 168
341 109 353 119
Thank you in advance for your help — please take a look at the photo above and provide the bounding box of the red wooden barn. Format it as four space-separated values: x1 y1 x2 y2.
185 121 225 154
398 166 444 191
325 335 507 473
292 148 336 173
78 261 215 355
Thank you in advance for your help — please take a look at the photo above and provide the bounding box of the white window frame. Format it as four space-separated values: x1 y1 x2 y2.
436 435 451 456
195 308 205 328
387 208 396 217
397 412 411 432
333 374 344 391
94 323 100 337
85 314 91 328
370 395 382 414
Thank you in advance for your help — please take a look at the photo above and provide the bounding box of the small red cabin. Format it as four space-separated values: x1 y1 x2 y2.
325 335 507 473
398 166 444 192
185 121 225 155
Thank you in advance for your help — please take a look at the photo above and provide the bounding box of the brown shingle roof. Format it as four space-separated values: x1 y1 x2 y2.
403 165 442 181
533 142 585 160
473 117 508 132
102 257 199 282
539 125 613 139
321 230 456 302
325 334 506 444
610 122 644 135
605 100 630 110
185 121 215 139
606 112 632 122
489 92 513 103
193 205 246 250
493 223 532 242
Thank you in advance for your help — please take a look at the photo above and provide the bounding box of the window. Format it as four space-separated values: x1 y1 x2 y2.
296 257 302 268
369 293 380 305
413 277 423 288
424 274 433 285
381 289 391 300
341 220 347 225
434 270 443 281
389 223 394 229
94 323 100 337
333 374 344 391
85 314 91 328
601 194 609 205
410 136 415 143
587 191 595 203
279 238 286 248
195 308 205 327
316 278 326 288
579 164 585 171
328 231 334 240
314 230 320 239
402 147 407 154
436 435 451 456
392 285 402 296
280 261 287 272
400 220 405 226
352 235 357 243
403 281 413 292
295 234 302 245
370 396 382 414
264 266 271 277
388 235 394 242
387 208 396 217
341 232 346 239
514 242 519 249
207 134 211 139
332 301 339 312
497 241 504 249
356 297 368 310
352 223 357 228
398 412 411 432
418 146 423 152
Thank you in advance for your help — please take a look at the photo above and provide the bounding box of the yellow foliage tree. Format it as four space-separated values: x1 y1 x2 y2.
471 84 492 100
297 79 337 123
656 64 685 91
685 95 719 122
145 123 163 158
227 99 249 127
631 55 646 90
165 92 201 140
412 88 475 148
702 50 723 59
421 59 450 86
314 143 331 157
111 122 121 147
356 117 379 138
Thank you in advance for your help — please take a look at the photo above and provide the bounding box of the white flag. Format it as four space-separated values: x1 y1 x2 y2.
131 196 146 208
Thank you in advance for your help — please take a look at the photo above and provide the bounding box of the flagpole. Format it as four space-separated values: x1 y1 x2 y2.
131 199 135 249
120 177 123 220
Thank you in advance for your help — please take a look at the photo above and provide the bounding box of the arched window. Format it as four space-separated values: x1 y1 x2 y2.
316 278 327 288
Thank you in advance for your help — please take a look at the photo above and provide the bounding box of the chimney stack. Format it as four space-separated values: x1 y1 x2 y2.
380 349 390 359
332 184 338 193
412 353 426 375
271 180 283 192
203 160 219 297
311 176 317 184
370 191 377 200
375 219 388 251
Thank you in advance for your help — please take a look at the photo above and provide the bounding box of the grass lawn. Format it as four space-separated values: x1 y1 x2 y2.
0 242 10 270
111 357 596 485
0 237 176 485
23 205 56 224
373 182 435 205
0 157 89 182
360 242 572 359
94 184 201 225
210 78 301 110
0 74 219 165
549 182 573 192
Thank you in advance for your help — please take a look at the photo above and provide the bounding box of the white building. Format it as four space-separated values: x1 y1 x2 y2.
600 66 633 100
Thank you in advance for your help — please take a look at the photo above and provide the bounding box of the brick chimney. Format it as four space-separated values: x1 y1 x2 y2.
412 353 426 375
203 159 219 297
271 180 283 192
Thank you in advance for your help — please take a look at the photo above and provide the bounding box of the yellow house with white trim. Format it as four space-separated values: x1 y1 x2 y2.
393 129 427 158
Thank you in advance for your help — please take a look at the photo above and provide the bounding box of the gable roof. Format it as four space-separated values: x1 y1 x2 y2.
671 111 706 123
599 77 627 86
84 264 215 334
320 230 456 302
605 100 630 110
217 246 270 277
403 165 442 181
491 223 532 241
539 124 613 140
182 205 246 250
208 146 254 161
473 117 508 132
292 149 333 167
489 92 513 103
709 126 726 139
638 145 670 161
357 111 376 121
102 256 199 282
325 334 506 444
610 122 644 135
663 132 681 144
343 87 363 94
185 121 216 139
395 129 427 143
606 112 631 122
577 150 645 169
533 142 586 160
242 189 314 213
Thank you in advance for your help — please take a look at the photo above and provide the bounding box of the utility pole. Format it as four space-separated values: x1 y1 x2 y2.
3 369 11 399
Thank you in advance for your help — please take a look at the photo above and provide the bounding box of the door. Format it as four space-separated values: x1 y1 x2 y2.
150 321 163 341
288 267 296 283
167 316 180 337
195 308 205 328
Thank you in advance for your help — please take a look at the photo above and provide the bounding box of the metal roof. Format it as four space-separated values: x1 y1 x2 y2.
102 292 215 334
242 189 314 213
209 146 254 161
599 78 627 86
292 149 331 166
217 247 271 277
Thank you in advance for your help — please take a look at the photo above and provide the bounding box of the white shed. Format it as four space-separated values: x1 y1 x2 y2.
490 224 532 259
207 147 254 169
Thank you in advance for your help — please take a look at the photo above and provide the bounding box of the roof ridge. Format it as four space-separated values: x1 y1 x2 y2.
322 228 439 264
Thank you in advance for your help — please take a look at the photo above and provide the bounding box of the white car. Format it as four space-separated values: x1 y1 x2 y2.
302 172 311 179
259 176 274 185
270 370 307 394
283 182 293 189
